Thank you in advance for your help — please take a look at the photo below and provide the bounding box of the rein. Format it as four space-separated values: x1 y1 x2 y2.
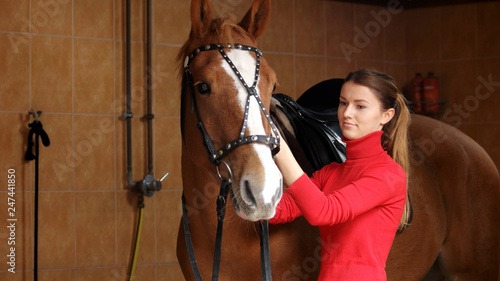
182 43 277 281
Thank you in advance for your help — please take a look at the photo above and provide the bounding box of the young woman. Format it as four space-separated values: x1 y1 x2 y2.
270 68 411 280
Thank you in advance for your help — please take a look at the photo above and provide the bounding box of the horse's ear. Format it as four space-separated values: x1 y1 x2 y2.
239 0 271 40
191 0 212 38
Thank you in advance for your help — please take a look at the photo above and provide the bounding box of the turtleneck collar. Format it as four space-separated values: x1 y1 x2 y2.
341 130 385 160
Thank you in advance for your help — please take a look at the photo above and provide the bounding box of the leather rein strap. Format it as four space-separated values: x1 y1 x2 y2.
181 180 230 281
182 190 273 281
182 43 276 281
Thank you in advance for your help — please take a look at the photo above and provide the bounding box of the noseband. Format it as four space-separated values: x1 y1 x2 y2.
181 43 276 281
183 43 280 165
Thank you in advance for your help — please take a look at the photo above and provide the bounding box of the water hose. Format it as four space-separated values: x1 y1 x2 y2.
128 196 144 281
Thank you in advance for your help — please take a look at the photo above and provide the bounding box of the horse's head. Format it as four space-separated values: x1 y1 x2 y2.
179 0 282 222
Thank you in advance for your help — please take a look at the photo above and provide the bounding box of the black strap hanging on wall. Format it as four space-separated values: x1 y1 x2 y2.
25 111 50 281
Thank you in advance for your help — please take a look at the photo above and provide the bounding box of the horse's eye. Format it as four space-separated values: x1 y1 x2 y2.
197 83 211 95
272 83 277 93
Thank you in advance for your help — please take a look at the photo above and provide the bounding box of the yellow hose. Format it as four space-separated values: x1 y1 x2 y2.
128 206 144 281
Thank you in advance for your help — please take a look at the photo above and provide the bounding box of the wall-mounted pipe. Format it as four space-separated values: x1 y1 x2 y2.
125 0 134 187
123 0 164 196
124 0 159 280
146 0 153 176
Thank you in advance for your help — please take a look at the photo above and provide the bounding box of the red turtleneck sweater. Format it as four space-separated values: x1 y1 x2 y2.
270 131 406 281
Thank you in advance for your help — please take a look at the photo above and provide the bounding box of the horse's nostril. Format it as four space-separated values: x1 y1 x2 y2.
244 180 257 207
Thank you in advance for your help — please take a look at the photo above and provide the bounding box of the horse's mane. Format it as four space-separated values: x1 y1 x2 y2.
176 14 250 77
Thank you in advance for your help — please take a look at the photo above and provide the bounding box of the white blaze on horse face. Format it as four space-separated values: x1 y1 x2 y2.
221 49 282 207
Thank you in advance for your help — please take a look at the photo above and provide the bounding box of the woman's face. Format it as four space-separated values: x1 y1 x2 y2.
338 81 394 140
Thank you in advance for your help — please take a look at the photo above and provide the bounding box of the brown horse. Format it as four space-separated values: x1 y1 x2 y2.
177 0 500 280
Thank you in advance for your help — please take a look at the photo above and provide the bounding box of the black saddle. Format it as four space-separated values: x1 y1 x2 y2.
272 78 346 172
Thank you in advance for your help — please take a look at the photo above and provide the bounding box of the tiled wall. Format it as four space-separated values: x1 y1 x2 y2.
0 0 498 280
404 3 500 173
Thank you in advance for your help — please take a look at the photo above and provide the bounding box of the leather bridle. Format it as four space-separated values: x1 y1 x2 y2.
181 43 278 281
183 43 280 165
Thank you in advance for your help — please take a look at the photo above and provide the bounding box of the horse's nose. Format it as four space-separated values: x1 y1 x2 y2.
241 179 282 218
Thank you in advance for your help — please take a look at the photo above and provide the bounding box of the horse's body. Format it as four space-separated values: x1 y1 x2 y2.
387 114 500 280
177 0 500 280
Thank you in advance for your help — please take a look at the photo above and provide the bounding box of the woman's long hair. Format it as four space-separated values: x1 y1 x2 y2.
345 68 412 231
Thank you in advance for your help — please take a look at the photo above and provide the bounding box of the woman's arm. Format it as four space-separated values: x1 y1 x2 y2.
274 138 305 186
269 139 306 224
286 166 406 226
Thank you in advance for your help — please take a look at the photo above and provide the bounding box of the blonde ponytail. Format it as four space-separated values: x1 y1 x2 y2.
384 94 411 231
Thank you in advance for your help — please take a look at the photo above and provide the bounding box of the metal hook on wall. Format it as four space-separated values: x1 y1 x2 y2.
28 109 42 121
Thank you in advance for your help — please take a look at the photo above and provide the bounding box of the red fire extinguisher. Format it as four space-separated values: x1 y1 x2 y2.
423 72 439 112
410 73 423 113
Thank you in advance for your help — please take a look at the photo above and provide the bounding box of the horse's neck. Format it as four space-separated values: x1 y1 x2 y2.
182 158 216 212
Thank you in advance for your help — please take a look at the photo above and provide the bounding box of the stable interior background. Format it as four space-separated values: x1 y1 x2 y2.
1 0 499 280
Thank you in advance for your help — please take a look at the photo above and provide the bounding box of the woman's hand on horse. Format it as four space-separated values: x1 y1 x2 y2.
274 137 304 187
